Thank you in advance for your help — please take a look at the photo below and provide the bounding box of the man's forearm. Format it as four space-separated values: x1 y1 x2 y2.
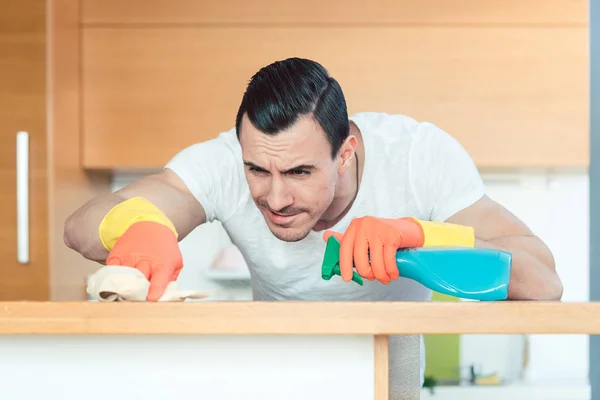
475 235 562 300
64 170 207 264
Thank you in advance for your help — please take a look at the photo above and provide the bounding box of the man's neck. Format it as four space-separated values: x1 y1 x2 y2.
313 121 365 232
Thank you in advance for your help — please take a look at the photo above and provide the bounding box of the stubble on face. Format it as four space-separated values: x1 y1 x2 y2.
239 114 341 242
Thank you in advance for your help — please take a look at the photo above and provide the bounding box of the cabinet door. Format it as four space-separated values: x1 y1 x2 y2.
0 0 49 300
80 1 588 169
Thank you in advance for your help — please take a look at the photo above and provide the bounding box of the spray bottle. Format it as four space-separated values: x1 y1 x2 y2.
321 236 512 301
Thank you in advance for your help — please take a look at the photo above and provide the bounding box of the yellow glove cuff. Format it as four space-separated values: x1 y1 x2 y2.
416 219 475 247
99 197 178 251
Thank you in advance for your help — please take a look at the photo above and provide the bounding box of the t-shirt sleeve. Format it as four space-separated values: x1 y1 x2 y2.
164 132 245 223
408 122 485 222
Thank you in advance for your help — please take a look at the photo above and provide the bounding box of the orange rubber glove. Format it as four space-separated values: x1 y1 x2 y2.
106 220 183 301
322 216 474 285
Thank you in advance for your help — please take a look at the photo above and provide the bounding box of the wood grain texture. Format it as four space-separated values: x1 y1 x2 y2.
0 301 599 334
0 0 49 300
81 0 587 25
374 335 390 400
81 26 588 168
47 0 112 300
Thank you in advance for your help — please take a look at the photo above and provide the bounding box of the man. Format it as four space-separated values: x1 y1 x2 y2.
64 57 562 387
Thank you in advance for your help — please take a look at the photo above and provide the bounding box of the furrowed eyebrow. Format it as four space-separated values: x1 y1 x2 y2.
243 161 316 173
283 165 316 173
243 161 267 170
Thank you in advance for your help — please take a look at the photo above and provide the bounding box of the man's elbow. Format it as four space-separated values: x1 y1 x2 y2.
519 270 563 301
63 214 92 259
547 272 564 301
509 275 563 301
537 272 563 301
542 253 563 301
63 215 80 252
508 255 563 301
533 246 563 301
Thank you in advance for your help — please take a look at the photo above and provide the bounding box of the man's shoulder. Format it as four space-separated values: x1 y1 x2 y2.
351 112 422 134
352 112 442 147
164 127 248 223
353 112 462 152
352 112 423 162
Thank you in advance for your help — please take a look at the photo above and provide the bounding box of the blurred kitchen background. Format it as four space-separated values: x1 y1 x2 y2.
1 0 592 399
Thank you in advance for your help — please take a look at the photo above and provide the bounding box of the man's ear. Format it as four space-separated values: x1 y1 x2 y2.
337 135 358 174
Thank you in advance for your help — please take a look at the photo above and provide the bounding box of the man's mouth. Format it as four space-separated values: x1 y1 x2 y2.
265 209 301 225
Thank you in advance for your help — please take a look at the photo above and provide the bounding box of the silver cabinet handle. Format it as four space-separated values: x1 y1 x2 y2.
16 131 28 264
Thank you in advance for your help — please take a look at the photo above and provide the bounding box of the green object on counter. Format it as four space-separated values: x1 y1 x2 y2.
321 235 363 285
424 291 461 382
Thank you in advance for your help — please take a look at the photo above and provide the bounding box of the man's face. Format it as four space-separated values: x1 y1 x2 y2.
239 114 342 242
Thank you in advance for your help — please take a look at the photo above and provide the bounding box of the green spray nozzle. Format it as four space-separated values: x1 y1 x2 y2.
321 236 364 285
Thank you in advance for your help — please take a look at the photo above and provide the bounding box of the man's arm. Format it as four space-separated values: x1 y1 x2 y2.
446 195 562 301
64 169 206 263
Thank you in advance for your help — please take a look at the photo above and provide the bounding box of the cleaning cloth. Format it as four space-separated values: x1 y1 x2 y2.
86 265 212 302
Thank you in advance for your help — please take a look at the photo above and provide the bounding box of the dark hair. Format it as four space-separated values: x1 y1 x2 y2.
235 57 349 158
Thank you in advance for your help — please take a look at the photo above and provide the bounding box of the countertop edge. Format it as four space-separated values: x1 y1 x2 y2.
0 301 597 334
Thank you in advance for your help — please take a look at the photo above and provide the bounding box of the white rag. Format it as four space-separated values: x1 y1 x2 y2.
86 265 213 302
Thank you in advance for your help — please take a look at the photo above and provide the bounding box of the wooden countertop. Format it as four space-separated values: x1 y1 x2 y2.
0 301 599 334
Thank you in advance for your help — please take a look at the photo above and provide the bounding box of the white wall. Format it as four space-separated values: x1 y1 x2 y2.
112 168 590 386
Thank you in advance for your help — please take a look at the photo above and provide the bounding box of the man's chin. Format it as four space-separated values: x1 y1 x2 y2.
268 225 312 242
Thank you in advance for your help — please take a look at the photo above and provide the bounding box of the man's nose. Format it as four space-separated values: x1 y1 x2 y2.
266 177 293 212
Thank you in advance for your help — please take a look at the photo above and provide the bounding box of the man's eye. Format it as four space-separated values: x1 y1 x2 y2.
289 170 309 177
249 167 267 175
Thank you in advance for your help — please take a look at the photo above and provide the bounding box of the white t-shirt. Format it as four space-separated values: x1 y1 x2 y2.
165 111 485 388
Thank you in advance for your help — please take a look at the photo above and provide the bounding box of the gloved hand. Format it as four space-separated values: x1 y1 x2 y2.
99 197 182 302
106 220 183 301
322 216 474 285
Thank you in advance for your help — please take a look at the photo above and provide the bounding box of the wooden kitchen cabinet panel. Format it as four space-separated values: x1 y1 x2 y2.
0 0 113 300
81 26 588 169
81 0 587 25
0 0 49 300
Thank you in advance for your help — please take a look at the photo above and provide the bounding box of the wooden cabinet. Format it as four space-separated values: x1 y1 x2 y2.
0 0 111 301
78 0 589 169
0 0 49 300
